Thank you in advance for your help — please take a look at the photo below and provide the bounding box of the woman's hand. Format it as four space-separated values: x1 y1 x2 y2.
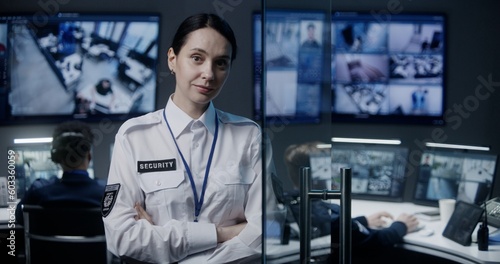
134 202 154 225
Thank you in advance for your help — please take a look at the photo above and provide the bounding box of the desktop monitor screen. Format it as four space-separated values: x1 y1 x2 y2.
413 150 497 207
8 144 95 200
253 10 326 124
331 12 446 125
310 144 409 201
0 12 160 125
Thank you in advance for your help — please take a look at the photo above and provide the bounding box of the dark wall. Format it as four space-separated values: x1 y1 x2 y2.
1 0 499 200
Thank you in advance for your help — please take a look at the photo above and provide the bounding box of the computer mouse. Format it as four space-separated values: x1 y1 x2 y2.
418 228 434 237
380 216 393 228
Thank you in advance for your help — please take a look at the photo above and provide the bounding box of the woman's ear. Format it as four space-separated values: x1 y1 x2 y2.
167 47 176 73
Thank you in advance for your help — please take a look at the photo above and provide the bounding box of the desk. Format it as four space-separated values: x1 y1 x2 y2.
76 84 134 114
0 206 13 225
55 53 82 87
0 204 24 261
2 200 499 263
124 57 153 86
352 200 500 264
87 44 115 58
265 199 500 263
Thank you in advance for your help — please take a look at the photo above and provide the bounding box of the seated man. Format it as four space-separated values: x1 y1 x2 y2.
74 78 117 115
15 121 105 225
282 141 420 262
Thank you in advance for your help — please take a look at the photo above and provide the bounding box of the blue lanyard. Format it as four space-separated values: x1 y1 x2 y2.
163 109 219 222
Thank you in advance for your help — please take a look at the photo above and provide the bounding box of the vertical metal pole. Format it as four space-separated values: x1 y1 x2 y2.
299 167 311 264
340 168 352 264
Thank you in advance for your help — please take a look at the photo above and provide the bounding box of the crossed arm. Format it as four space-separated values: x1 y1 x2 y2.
134 202 247 243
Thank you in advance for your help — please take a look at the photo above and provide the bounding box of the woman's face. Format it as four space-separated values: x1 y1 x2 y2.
168 27 232 113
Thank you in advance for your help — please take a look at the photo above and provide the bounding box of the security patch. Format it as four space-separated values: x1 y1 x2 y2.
137 158 176 173
102 183 120 217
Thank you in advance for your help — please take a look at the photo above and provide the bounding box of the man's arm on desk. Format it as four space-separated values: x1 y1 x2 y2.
343 213 419 248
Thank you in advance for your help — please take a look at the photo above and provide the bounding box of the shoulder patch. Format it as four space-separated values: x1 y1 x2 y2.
101 183 120 217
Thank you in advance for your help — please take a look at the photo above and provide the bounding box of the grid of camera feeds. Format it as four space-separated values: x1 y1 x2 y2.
253 10 325 124
413 150 497 206
331 12 445 124
310 144 409 201
0 13 159 124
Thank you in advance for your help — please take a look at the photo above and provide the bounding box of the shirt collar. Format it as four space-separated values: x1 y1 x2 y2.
61 170 92 182
164 94 217 138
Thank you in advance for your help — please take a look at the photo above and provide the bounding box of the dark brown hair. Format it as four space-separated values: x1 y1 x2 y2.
170 13 237 62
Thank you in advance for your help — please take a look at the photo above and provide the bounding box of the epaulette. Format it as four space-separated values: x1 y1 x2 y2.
216 109 260 129
117 110 163 135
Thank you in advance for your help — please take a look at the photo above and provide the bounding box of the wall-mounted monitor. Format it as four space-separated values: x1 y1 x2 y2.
331 12 446 125
311 144 409 202
0 12 160 125
253 10 326 124
413 150 497 207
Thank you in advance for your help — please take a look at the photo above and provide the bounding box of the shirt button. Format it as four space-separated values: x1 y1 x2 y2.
194 143 199 148
156 180 161 186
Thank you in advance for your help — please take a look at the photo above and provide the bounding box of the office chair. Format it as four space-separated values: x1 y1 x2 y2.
22 204 109 264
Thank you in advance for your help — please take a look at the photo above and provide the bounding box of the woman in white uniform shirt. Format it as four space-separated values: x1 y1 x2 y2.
102 13 276 263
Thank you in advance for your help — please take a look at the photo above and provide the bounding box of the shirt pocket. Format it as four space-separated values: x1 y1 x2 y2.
139 170 185 205
210 166 256 205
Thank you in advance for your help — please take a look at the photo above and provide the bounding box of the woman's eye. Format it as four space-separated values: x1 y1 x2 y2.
216 60 229 69
192 55 203 62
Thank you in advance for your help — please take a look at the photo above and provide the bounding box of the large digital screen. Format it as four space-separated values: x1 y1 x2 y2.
0 12 160 125
331 12 446 125
253 10 326 124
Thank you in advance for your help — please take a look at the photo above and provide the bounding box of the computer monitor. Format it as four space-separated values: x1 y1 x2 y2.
311 143 409 202
253 10 326 124
331 12 446 125
8 144 95 199
413 150 497 207
0 12 160 125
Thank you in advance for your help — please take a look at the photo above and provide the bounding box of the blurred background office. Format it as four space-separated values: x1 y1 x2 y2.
1 0 498 198
1 0 500 263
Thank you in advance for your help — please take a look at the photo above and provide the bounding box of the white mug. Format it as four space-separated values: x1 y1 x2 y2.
439 199 456 225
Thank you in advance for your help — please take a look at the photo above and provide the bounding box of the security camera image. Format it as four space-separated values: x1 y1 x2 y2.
331 12 446 125
414 151 497 206
0 13 160 123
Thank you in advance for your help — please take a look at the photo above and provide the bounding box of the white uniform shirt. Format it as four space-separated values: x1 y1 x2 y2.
103 97 274 263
